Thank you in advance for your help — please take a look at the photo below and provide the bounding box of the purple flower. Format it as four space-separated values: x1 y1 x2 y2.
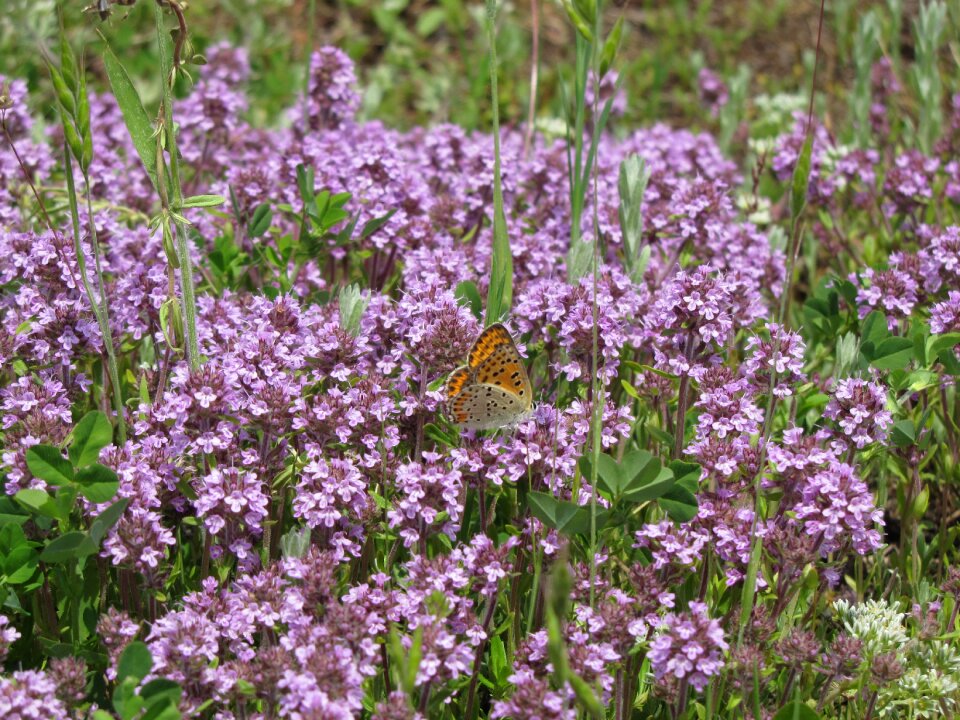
824 377 893 450
648 601 728 692
387 452 463 548
698 68 729 116
645 266 751 377
204 42 252 86
0 670 70 719
793 458 884 555
146 603 230 709
301 46 360 131
0 615 19 663
98 607 139 682
882 151 938 217
194 466 270 566
742 323 806 398
635 520 711 572
919 225 960 294
292 450 369 558
930 291 960 334
0 373 75 494
854 267 918 328
771 114 835 202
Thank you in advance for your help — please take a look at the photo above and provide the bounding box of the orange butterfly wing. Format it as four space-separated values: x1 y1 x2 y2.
474 344 531 403
468 323 514 368
446 366 472 400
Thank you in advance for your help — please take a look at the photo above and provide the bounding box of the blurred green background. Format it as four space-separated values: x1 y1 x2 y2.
0 1 937 146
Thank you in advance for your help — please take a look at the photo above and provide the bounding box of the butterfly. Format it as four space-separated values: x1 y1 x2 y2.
446 323 533 431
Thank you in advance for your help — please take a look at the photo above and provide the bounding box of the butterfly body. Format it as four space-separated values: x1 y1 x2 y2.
446 324 533 430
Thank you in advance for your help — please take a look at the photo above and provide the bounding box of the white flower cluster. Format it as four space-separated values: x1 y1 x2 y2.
833 598 908 656
833 599 960 719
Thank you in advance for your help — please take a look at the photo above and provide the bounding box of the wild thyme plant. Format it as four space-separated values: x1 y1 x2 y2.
0 2 958 719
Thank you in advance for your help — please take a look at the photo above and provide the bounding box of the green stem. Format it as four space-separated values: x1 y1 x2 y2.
586 0 604 614
64 148 127 442
155 1 200 370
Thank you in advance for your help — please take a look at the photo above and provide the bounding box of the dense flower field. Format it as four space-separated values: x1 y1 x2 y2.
1 2 960 718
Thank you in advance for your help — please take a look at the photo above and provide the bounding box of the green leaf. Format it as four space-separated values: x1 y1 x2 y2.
416 7 447 36
359 208 397 240
455 281 483 321
4 544 39 584
54 485 79 522
790 134 814 222
181 194 226 209
248 203 272 238
59 34 79 89
568 671 605 719
141 701 182 720
485 205 513 325
658 461 700 522
773 702 821 720
40 531 97 563
295 164 315 206
619 450 673 502
279 526 311 559
483 1 513 328
599 16 625 78
140 678 182 708
859 310 889 356
0 494 28 527
89 497 131 545
75 464 120 504
117 641 153 684
25 445 74 485
406 626 423 695
490 635 507 684
832 278 859 309
803 295 840 338
424 422 457 448
870 336 914 371
588 450 675 505
891 419 917 448
69 411 114 467
14 488 52 513
99 36 158 191
114 677 145 720
929 332 960 356
337 284 370 338
527 492 606 537
560 0 594 40
49 63 76 118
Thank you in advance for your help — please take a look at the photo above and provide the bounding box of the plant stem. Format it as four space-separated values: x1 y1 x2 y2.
155 0 200 370
83 172 127 442
587 0 605 613
62 147 127 442
464 592 500 718
523 0 540 159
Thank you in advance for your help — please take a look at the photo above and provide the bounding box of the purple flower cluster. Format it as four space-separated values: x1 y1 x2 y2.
0 37 925 716
823 377 892 450
931 291 960 334
698 68 729 116
769 428 884 555
648 602 728 692
0 670 70 720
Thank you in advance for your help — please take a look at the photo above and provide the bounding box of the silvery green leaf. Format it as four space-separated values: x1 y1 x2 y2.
338 284 370 338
